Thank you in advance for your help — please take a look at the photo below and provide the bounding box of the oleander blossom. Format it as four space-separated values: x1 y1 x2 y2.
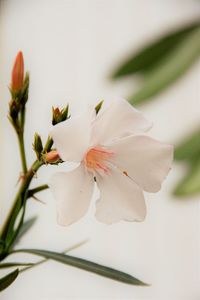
49 98 173 225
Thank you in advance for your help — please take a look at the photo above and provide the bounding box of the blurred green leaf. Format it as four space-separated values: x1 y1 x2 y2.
0 262 33 269
15 248 148 286
112 21 200 78
175 127 200 161
19 239 89 273
0 269 19 292
129 27 200 105
174 160 200 196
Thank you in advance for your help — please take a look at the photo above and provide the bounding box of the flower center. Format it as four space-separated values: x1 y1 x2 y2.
84 147 113 173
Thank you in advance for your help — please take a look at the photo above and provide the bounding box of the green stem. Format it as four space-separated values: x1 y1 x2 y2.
20 107 26 130
17 108 27 174
17 132 27 174
0 160 43 243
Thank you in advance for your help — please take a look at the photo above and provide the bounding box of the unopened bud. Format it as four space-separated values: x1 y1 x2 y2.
33 133 43 160
11 51 24 93
44 150 60 164
52 105 69 125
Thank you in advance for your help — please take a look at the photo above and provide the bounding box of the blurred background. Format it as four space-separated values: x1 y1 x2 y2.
0 0 200 299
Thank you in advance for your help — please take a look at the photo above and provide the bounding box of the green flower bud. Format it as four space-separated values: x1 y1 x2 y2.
52 105 69 125
33 133 43 160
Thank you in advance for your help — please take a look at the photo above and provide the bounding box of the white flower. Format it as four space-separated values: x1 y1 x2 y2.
49 98 173 226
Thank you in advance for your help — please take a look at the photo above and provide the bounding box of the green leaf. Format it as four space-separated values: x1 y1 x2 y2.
19 239 89 273
112 21 200 78
28 185 49 198
129 27 200 105
0 269 19 292
0 240 5 254
174 161 200 196
0 262 33 269
175 127 200 161
15 249 148 286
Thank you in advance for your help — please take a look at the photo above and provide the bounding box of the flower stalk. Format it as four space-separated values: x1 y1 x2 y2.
17 129 28 174
0 160 43 251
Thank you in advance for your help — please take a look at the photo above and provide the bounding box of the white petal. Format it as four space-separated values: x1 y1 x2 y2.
50 109 94 162
91 98 152 145
108 135 173 193
49 164 94 226
95 169 146 224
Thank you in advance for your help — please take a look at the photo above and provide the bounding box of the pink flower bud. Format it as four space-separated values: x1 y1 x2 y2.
11 51 24 92
45 150 60 164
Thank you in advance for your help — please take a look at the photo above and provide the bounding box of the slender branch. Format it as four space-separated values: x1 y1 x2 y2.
17 132 27 174
0 160 43 242
15 107 28 174
20 107 26 130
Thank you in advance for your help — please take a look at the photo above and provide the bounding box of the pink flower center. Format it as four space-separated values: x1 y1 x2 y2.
84 147 113 173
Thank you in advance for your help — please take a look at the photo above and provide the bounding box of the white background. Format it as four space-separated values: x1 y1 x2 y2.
0 0 200 299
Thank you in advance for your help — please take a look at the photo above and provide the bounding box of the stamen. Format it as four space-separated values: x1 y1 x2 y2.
84 147 113 173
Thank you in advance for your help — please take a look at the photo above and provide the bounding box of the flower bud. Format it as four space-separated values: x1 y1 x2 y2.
44 150 61 164
33 133 43 160
52 105 69 125
11 51 24 93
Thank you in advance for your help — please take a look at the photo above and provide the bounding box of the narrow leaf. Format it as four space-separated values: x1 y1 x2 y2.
112 21 200 78
28 185 49 198
15 249 148 286
20 239 89 273
175 127 200 161
0 269 19 292
174 161 200 196
0 240 5 255
129 27 200 105
0 262 33 269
